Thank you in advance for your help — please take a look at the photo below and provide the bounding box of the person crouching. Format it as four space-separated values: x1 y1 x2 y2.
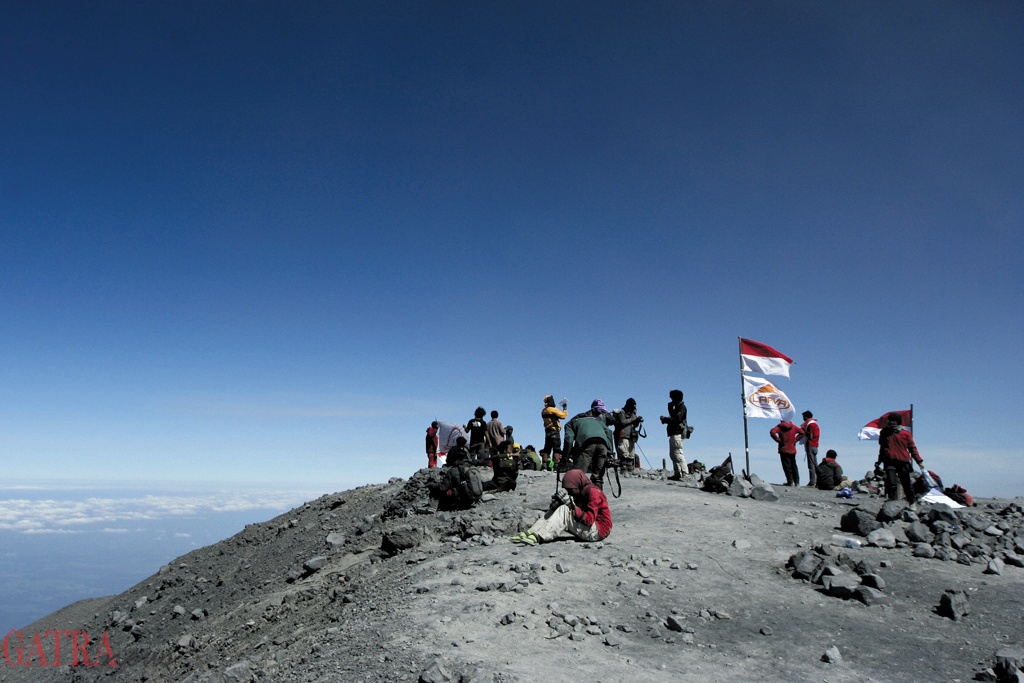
511 469 612 545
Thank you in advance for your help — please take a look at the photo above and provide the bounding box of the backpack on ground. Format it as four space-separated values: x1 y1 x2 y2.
943 484 975 507
442 462 483 509
702 465 733 494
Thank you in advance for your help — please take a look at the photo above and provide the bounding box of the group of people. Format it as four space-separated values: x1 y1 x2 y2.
769 410 924 502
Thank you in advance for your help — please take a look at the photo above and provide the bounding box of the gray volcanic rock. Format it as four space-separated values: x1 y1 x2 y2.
5 471 1023 683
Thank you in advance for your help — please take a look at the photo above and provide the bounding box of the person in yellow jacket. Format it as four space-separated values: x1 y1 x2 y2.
540 395 568 471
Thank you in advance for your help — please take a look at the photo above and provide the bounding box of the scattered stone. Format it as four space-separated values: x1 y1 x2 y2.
732 539 751 550
304 556 329 572
760 626 773 636
984 557 1005 575
866 528 897 549
938 589 970 620
822 645 843 663
854 586 890 606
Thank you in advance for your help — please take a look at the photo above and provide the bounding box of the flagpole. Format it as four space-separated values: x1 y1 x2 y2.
739 337 751 478
910 403 914 433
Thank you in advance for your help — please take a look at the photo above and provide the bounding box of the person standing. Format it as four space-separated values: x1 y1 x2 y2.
464 407 488 459
800 410 821 487
540 395 568 471
425 421 439 468
485 410 505 456
660 390 690 480
563 400 615 489
770 419 805 486
876 412 924 502
613 398 643 472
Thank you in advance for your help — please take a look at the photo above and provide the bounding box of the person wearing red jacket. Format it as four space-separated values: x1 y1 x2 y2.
800 410 821 488
876 412 924 502
511 469 612 545
770 420 805 486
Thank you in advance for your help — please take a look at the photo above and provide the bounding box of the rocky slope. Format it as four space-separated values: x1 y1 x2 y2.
3 469 1023 683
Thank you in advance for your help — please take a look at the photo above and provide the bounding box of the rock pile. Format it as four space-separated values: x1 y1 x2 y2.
836 499 1024 571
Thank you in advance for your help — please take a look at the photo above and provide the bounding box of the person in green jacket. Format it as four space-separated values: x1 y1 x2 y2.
563 400 615 489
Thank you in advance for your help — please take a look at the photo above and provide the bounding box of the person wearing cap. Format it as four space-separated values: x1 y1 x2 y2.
876 412 924 502
660 389 690 480
816 449 852 490
540 395 568 471
511 469 612 545
562 400 616 488
799 410 821 487
612 398 643 472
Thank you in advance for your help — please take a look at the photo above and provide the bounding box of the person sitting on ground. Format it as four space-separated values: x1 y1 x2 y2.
520 445 542 471
482 440 519 492
445 436 471 467
815 449 852 490
511 469 612 545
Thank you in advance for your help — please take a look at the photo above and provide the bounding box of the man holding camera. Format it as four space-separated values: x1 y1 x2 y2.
613 398 643 472
511 469 612 545
660 389 690 481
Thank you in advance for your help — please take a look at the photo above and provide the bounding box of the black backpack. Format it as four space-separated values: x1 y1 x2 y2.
702 465 733 494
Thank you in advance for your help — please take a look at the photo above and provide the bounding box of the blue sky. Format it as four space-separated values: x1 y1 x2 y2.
2 2 1022 497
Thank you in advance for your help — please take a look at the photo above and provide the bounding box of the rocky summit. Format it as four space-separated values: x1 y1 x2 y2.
4 469 1024 683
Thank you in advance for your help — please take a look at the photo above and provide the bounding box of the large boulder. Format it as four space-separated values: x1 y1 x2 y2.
841 508 881 537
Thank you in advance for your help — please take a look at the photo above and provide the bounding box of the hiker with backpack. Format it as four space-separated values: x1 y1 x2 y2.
876 412 924 502
482 440 519 492
431 437 483 510
511 469 612 545
563 400 616 489
540 395 569 471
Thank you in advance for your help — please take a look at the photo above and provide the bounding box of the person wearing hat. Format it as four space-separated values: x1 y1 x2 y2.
540 395 569 471
511 469 613 545
425 421 439 468
612 398 643 472
799 410 821 487
562 399 615 488
660 389 690 480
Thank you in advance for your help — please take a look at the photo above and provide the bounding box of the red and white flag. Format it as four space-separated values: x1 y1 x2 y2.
857 410 912 440
740 338 794 378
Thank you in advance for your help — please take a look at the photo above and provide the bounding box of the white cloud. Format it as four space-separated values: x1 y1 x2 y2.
0 489 315 535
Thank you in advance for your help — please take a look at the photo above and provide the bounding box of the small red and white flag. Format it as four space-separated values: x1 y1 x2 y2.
740 338 794 378
857 410 912 440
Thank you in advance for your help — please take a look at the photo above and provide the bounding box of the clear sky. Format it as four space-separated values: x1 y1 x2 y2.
2 2 1022 497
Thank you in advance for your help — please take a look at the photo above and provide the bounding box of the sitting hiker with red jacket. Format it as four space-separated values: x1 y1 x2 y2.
511 469 612 545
